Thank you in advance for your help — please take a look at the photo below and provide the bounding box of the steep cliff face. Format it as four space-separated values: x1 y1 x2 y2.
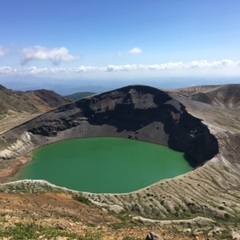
1 85 218 167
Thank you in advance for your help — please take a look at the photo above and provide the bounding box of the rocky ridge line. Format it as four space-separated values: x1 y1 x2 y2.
0 85 218 167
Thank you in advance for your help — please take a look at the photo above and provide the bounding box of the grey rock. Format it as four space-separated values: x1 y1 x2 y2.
145 231 163 240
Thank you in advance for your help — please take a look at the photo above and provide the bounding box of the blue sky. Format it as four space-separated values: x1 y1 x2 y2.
0 0 240 90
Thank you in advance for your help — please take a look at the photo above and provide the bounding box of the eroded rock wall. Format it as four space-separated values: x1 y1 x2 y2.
0 85 218 167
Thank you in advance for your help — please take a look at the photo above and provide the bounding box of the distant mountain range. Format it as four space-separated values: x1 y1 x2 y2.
64 92 96 101
0 75 239 95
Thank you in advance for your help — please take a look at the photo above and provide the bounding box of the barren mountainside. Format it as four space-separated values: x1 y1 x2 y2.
0 84 68 114
0 83 240 239
177 84 240 108
0 84 69 134
0 85 219 166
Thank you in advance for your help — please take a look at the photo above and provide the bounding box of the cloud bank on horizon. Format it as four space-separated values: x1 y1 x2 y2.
0 0 240 82
0 43 239 78
1 55 239 78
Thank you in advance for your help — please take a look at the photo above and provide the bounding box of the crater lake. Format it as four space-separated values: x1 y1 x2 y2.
13 137 193 193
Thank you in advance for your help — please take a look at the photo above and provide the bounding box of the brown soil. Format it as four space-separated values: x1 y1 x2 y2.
0 192 217 240
0 85 68 134
0 112 41 134
0 155 32 182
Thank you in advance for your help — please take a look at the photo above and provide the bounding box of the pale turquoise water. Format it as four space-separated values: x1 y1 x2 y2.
14 137 192 193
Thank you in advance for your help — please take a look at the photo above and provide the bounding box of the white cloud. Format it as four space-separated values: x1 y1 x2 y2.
129 47 142 54
0 59 239 77
75 66 103 72
21 46 79 65
0 45 8 57
24 59 240 74
103 60 238 72
106 64 139 72
148 62 185 70
27 66 49 74
0 66 16 74
187 59 235 68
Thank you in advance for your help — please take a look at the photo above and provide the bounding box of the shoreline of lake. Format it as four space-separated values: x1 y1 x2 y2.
13 137 193 193
0 155 32 183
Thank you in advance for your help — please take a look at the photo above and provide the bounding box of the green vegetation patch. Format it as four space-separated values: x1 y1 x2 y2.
0 223 83 240
72 193 92 205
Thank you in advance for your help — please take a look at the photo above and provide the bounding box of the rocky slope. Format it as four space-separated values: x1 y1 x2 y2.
175 84 240 109
0 190 228 239
0 84 240 238
0 84 68 115
0 85 69 134
0 85 218 167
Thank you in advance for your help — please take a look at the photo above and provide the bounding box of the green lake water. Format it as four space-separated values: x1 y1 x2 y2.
14 137 193 193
